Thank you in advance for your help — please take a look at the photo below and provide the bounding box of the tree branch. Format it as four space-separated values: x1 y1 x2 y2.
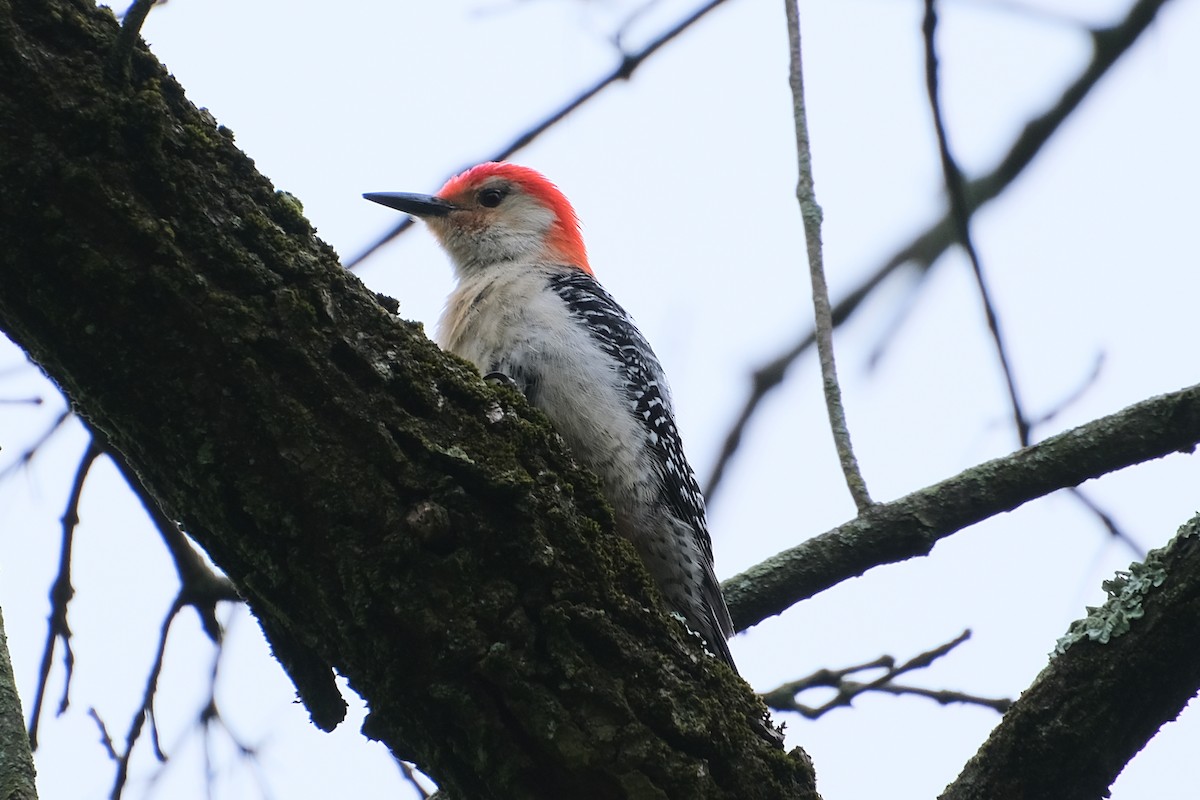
784 0 872 511
763 630 1010 718
724 382 1200 630
0 1 815 796
923 0 1030 447
704 0 1176 505
345 0 735 269
27 438 100 749
941 515 1200 800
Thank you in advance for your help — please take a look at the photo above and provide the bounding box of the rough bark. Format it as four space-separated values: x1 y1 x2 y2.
941 516 1200 800
0 1 816 797
0 607 38 800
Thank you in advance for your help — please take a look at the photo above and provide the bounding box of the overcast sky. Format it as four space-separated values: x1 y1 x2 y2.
3 1 1199 798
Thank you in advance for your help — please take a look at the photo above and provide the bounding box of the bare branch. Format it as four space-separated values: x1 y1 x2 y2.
724 381 1200 630
764 630 1008 718
136 611 273 799
963 0 1091 29
783 0 872 512
88 707 119 761
1066 487 1143 558
102 439 241 642
111 598 186 800
1030 352 1105 429
704 0 1175 505
27 438 101 749
199 628 268 800
854 682 1011 714
0 395 42 405
0 408 71 480
344 0 735 269
923 0 1030 446
941 516 1200 799
1022 356 1142 555
612 0 667 53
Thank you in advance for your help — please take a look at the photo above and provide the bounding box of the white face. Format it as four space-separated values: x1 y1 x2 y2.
426 179 557 275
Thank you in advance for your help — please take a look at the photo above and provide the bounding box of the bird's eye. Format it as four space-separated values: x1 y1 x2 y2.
478 187 507 208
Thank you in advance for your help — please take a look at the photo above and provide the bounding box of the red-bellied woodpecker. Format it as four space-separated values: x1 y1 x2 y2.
364 162 737 669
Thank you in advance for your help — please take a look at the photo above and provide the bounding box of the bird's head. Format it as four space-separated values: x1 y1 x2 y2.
365 162 590 277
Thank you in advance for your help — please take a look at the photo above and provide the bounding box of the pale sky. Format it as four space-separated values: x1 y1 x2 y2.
2 1 1199 798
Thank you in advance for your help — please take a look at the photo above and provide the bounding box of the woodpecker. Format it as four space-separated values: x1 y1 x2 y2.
364 163 737 668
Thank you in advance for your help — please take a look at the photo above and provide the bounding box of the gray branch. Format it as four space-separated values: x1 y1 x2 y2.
0 2 814 796
725 383 1200 630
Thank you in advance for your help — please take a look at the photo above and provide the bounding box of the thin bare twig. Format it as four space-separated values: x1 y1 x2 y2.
783 0 872 512
102 440 240 642
88 708 119 760
613 0 666 52
1068 487 1143 557
0 409 71 480
704 270 893 503
27 438 102 749
851 681 1011 713
924 0 1031 447
101 601 250 799
1030 352 1106 428
136 610 271 800
111 598 186 800
344 0 735 269
925 1 1144 553
704 0 1174 505
964 0 1091 29
76 437 243 798
200 618 268 800
764 630 1008 717
17 424 241 786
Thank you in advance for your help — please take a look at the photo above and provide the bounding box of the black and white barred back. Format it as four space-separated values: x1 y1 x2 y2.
545 270 736 667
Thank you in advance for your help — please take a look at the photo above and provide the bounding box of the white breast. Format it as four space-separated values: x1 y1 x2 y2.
437 264 660 530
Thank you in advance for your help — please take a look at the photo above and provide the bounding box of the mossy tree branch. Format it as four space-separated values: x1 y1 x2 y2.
942 516 1200 800
0 606 38 800
0 0 814 797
